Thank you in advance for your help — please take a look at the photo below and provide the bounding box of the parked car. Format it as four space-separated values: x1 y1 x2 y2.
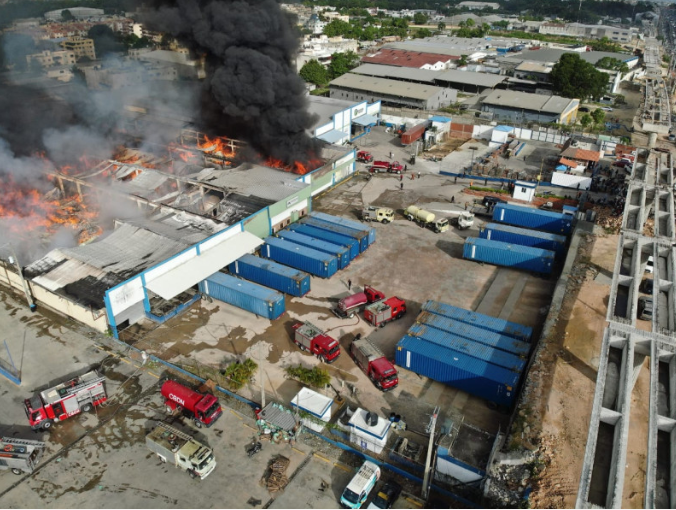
579 107 590 113
601 107 614 112
640 278 654 294
645 256 654 274
638 296 653 321
367 481 402 509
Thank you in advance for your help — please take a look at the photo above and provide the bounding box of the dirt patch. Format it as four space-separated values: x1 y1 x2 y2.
493 232 617 509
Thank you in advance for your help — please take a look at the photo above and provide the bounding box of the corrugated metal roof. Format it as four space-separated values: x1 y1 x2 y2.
259 403 298 431
482 90 576 114
560 147 601 162
188 165 309 203
330 73 447 101
505 48 638 65
145 230 263 301
352 63 439 84
435 69 506 88
362 48 458 68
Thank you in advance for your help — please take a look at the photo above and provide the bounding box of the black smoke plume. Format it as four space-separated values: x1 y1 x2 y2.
142 0 322 164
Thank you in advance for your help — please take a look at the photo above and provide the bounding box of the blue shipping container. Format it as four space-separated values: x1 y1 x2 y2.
301 217 369 253
463 237 555 274
228 254 310 297
407 324 526 372
287 223 359 261
422 300 532 342
396 336 520 407
199 272 285 319
310 212 376 246
493 203 573 234
481 223 567 254
417 311 530 357
277 231 350 270
261 237 338 279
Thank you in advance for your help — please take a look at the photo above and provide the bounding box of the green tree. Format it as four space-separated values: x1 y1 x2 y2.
591 108 606 126
323 19 352 38
459 54 468 66
61 9 74 21
414 28 433 38
587 36 621 52
328 51 359 80
493 20 510 29
465 18 475 27
550 53 609 100
299 59 329 86
596 57 629 74
579 113 592 131
438 21 446 31
413 12 428 25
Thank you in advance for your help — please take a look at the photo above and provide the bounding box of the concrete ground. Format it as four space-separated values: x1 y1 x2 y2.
127 157 556 471
0 290 428 509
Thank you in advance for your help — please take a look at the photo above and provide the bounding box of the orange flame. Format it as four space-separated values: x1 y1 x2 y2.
263 156 322 175
0 176 101 242
197 135 236 159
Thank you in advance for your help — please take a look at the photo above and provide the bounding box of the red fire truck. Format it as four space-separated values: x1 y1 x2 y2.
161 380 223 428
349 339 398 391
369 161 404 174
292 321 341 363
356 150 374 163
363 297 407 327
24 370 107 430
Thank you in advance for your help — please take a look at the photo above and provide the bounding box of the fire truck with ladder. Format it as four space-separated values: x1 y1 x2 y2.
24 370 107 431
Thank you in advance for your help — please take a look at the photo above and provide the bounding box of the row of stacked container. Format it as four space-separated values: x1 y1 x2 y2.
463 203 574 274
395 300 532 408
199 211 377 319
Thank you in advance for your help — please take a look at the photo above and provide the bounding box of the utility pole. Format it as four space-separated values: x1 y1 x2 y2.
258 342 265 409
422 406 440 500
6 246 35 312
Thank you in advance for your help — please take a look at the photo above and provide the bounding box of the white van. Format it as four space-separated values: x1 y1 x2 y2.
340 460 381 509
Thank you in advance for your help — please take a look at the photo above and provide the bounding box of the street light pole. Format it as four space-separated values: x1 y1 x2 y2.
422 406 440 500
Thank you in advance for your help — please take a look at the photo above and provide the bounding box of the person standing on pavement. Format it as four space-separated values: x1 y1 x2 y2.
400 182 404 190
399 174 403 181
417 171 421 179
347 279 352 290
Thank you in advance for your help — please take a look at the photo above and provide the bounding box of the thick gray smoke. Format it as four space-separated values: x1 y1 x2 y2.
142 0 322 164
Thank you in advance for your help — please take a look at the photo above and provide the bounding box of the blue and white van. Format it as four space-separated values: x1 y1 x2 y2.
340 460 381 509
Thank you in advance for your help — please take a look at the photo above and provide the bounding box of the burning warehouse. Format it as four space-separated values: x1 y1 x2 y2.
0 0 357 336
2 139 354 336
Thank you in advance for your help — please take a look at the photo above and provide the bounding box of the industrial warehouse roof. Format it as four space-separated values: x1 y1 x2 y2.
25 224 194 308
330 73 446 100
514 61 552 73
307 96 356 132
435 69 506 88
351 63 439 84
145 230 263 301
482 90 577 114
119 210 225 245
188 164 309 203
361 48 459 68
505 48 638 65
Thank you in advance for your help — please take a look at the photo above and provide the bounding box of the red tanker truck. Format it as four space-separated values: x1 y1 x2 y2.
161 380 223 428
333 285 385 318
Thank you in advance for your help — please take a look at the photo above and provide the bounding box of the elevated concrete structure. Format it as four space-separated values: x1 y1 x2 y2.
577 146 676 508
